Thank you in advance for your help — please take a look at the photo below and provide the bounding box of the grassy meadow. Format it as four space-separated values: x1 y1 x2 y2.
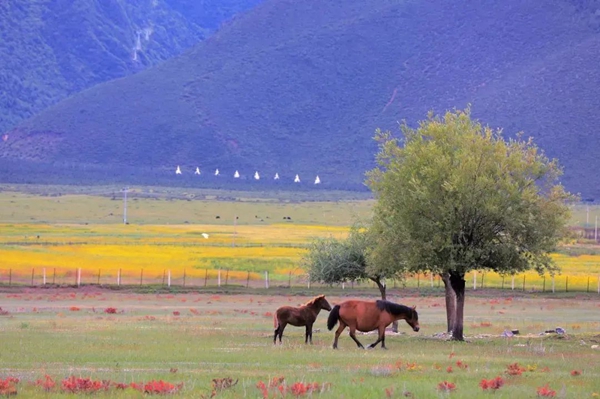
0 291 600 398
1 186 600 397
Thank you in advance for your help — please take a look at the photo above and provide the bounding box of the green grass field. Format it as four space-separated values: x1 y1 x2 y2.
1 186 600 397
0 289 599 398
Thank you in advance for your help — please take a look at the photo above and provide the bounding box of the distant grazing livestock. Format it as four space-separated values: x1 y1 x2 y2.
274 295 332 344
327 300 420 349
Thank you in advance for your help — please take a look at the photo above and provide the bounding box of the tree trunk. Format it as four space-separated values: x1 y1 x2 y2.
372 277 398 332
449 271 466 341
441 272 456 335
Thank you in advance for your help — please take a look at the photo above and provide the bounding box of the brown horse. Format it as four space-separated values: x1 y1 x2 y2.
274 295 332 344
327 299 419 349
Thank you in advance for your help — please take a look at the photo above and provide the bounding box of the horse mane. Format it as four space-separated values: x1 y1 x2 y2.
376 300 413 317
303 295 325 307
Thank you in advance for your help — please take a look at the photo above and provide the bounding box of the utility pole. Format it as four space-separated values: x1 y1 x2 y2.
122 187 129 224
586 205 590 226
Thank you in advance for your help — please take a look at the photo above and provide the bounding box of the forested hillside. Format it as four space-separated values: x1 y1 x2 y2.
2 0 600 197
0 0 260 132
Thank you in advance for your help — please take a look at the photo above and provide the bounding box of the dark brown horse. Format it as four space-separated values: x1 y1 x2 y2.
327 299 419 349
274 295 332 344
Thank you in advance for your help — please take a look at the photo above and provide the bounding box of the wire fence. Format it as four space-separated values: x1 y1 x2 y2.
1 268 599 294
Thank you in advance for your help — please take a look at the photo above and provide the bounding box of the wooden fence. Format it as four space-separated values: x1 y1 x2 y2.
1 268 599 293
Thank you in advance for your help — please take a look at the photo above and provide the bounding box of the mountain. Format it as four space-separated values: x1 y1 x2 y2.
2 0 600 196
0 0 261 133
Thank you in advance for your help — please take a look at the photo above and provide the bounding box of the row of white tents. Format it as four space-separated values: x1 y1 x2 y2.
174 166 321 184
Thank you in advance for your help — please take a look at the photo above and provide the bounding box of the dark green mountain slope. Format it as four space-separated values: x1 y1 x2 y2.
0 0 260 133
2 0 600 196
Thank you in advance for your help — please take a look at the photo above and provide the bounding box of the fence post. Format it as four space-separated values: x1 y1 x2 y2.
587 276 590 293
168 270 171 287
140 269 143 286
511 275 515 290
31 268 35 286
522 275 525 291
204 269 208 287
473 271 477 290
183 269 186 287
342 282 345 290
246 271 250 288
77 268 81 287
481 273 485 289
43 268 46 285
162 270 166 286
225 270 229 286
117 269 121 286
417 274 420 288
8 269 11 286
265 271 269 289
53 268 56 285
308 278 311 289
430 273 434 287
552 276 555 293
566 276 568 292
502 275 505 289
97 269 101 285
218 269 221 287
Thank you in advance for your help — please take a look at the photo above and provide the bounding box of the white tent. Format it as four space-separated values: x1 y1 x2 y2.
214 168 220 176
274 173 280 180
195 167 201 175
234 170 240 178
201 233 209 239
314 175 321 184
175 166 182 175
254 171 260 180
294 174 300 183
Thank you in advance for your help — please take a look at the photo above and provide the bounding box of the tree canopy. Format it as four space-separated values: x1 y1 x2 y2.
366 108 574 340
303 225 402 300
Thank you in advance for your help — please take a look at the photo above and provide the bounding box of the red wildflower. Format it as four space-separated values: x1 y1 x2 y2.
536 384 556 397
104 307 117 314
570 370 581 376
0 377 19 396
34 375 55 392
506 363 526 376
437 381 456 392
456 360 468 369
479 376 504 390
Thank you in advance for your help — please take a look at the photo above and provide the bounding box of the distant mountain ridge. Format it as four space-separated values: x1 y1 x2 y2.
0 0 261 132
2 0 600 197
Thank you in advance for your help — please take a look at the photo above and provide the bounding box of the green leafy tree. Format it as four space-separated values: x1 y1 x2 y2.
367 108 574 341
303 225 402 301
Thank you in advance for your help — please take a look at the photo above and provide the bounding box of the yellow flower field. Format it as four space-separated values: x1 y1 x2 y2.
1 223 600 290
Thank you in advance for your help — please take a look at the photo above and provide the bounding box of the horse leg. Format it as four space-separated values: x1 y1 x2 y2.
276 323 287 344
368 326 386 349
305 324 312 344
333 322 347 349
348 325 365 349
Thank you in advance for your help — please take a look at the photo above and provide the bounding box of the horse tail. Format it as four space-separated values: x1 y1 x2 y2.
273 311 278 329
327 305 340 331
